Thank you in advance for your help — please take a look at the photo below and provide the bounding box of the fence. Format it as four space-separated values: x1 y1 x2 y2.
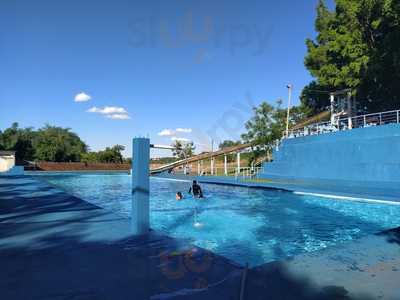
27 162 131 171
287 109 400 139
172 166 262 179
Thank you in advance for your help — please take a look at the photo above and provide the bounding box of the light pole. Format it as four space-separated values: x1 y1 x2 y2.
286 84 293 137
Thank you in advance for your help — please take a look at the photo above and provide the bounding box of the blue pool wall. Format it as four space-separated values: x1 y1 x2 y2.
259 123 400 184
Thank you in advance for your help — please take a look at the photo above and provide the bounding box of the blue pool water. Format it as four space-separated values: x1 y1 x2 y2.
34 172 400 267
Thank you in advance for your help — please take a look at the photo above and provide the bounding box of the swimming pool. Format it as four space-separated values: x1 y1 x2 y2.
34 172 400 267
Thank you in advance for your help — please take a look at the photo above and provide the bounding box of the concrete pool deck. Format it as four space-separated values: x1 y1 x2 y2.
1 175 400 299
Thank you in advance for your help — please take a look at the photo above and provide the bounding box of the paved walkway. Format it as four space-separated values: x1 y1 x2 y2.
1 175 400 299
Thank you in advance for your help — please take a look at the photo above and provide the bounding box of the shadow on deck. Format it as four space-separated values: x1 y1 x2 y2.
1 176 399 299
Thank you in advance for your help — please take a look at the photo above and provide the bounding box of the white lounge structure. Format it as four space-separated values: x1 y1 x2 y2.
0 151 15 172
0 151 24 176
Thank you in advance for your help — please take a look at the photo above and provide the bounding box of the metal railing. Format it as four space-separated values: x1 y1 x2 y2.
173 166 262 178
287 121 335 138
287 109 400 139
234 167 263 179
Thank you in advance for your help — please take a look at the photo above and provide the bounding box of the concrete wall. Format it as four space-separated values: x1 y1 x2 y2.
0 156 15 172
260 123 400 183
29 162 131 171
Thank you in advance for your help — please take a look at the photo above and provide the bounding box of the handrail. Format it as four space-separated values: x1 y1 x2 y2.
286 109 400 139
170 166 262 178
235 167 263 179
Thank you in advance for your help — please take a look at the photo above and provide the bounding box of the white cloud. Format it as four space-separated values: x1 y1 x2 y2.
106 114 130 120
171 137 191 142
74 92 91 102
87 107 100 113
158 129 175 136
176 128 192 133
87 106 130 120
87 106 127 114
158 127 192 136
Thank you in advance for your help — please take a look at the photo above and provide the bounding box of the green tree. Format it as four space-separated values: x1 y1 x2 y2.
0 123 36 162
0 123 20 150
34 125 87 162
303 0 400 113
241 101 284 165
241 102 285 148
218 140 241 162
310 1 371 88
172 140 183 158
0 123 129 163
14 128 36 162
241 101 309 164
82 145 125 163
172 140 195 159
112 145 125 163
300 81 332 115
81 152 99 163
218 140 241 149
358 0 400 111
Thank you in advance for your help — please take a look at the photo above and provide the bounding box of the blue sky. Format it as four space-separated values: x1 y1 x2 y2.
0 0 334 157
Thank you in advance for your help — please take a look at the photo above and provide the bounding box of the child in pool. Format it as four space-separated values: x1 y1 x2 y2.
176 191 184 200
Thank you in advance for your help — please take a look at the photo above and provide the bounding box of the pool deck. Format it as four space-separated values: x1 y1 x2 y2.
1 175 400 300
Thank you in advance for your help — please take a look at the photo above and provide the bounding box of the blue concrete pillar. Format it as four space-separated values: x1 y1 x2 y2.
131 138 150 235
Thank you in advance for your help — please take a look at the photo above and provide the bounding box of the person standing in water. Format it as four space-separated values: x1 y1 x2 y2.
189 180 203 198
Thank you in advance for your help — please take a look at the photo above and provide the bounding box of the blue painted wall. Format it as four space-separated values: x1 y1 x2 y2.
260 124 400 183
0 166 24 176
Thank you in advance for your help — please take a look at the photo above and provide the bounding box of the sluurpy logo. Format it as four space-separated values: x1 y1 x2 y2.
159 247 214 289
128 11 272 64
160 250 187 280
187 91 257 151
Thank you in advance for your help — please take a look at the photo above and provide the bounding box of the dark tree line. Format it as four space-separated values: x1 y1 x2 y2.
0 123 126 164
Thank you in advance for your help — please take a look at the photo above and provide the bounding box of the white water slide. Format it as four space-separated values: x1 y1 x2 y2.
150 143 252 174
